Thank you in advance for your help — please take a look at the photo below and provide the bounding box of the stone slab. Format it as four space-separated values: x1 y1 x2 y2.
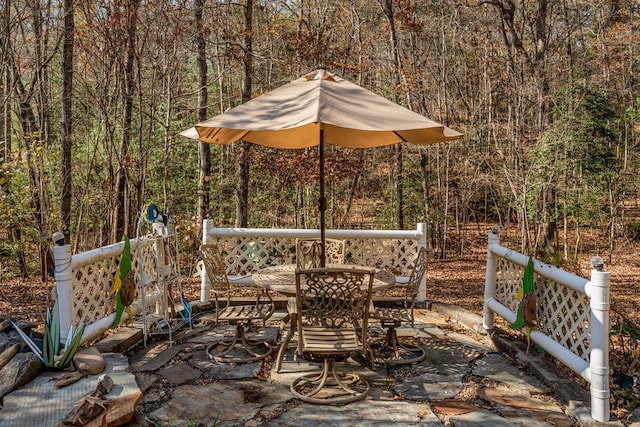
158 360 202 385
189 348 263 379
449 408 515 426
473 353 551 394
146 381 291 427
268 388 441 426
399 371 464 401
415 342 469 377
93 326 142 353
132 343 188 372
477 387 575 426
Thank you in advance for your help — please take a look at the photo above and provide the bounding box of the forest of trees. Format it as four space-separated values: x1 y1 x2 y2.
0 0 638 278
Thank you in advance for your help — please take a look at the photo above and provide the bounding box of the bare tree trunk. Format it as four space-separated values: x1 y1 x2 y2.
420 150 434 253
0 0 9 173
112 0 140 242
379 0 404 229
236 0 253 228
195 0 210 244
61 0 74 243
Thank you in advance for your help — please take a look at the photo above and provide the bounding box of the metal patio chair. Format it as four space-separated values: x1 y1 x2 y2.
290 267 374 404
369 247 428 365
274 238 347 373
200 243 275 363
295 238 346 269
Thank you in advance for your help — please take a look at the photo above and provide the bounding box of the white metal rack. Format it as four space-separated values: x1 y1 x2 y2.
137 204 192 346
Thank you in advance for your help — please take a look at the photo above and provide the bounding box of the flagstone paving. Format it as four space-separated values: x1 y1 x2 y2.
0 303 621 426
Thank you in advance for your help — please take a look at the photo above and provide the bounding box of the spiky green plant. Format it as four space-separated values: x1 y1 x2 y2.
11 300 86 369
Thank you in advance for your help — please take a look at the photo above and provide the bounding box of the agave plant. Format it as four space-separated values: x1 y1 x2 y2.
11 300 86 369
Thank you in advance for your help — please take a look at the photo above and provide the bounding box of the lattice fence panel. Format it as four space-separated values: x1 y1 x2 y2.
494 257 591 363
494 258 523 312
346 238 418 273
212 237 419 276
73 257 119 326
71 239 157 325
213 237 296 275
537 277 591 361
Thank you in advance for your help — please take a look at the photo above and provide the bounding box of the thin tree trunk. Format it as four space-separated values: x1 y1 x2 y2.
195 0 210 245
420 150 434 253
379 0 404 229
61 0 74 243
236 0 253 228
112 1 140 242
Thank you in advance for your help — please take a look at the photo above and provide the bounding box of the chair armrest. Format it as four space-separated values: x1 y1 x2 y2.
394 276 410 285
228 275 255 286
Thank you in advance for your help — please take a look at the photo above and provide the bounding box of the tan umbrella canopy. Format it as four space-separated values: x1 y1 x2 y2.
181 69 463 265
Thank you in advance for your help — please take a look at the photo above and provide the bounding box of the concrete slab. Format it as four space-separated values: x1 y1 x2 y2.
0 353 138 427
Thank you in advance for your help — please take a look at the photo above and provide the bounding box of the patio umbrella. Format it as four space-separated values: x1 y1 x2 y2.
181 69 463 265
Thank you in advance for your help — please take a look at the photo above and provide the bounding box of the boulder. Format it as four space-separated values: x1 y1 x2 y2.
0 352 42 401
73 346 105 375
0 343 20 371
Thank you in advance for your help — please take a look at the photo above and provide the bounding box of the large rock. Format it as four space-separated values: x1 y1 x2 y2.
0 343 20 371
0 352 42 401
73 346 106 375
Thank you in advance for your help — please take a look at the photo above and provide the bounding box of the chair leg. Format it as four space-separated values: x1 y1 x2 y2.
206 323 272 364
290 355 370 404
275 312 298 372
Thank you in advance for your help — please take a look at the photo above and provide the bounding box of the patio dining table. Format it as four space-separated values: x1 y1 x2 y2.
252 263 397 296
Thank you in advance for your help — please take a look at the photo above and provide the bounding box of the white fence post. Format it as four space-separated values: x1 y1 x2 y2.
54 243 73 343
200 219 214 303
483 225 499 330
587 266 611 422
417 222 427 302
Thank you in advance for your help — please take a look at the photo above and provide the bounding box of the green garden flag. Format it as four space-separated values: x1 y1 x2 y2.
111 235 133 328
510 256 537 352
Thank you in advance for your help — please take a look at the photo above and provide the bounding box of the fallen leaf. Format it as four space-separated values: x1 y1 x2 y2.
431 399 478 415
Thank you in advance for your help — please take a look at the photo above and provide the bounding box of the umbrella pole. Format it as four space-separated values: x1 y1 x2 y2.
319 130 326 267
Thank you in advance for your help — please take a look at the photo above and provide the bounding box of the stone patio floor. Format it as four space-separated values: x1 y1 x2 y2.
0 302 620 426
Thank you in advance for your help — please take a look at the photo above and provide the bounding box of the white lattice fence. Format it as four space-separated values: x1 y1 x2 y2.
69 238 158 326
493 258 592 362
53 236 166 345
483 227 611 422
201 220 426 301
210 235 420 276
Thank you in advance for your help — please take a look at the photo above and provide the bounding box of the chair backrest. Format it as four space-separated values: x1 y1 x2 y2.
199 243 231 295
405 247 428 302
295 267 374 348
296 238 346 268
